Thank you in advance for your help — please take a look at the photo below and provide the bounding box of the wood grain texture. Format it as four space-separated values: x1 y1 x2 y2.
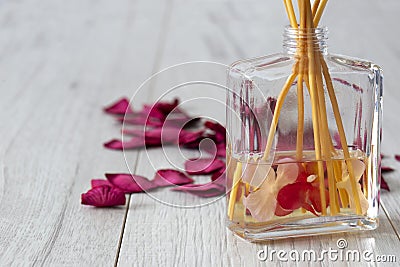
0 0 167 265
0 0 399 266
118 0 400 266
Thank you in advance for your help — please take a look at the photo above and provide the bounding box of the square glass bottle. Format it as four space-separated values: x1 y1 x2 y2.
226 26 383 241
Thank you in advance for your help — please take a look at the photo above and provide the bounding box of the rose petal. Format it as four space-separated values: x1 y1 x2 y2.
153 169 194 187
277 182 313 210
211 167 225 182
204 121 226 143
185 158 225 175
119 115 163 127
381 166 394 173
104 136 145 150
104 98 133 115
81 185 126 207
309 187 329 213
274 202 293 216
395 155 400 162
91 179 112 188
381 176 390 191
172 182 225 198
143 98 180 120
123 127 182 144
105 173 156 193
179 130 205 147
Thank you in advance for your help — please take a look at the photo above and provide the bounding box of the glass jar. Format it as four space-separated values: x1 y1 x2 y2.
226 26 383 241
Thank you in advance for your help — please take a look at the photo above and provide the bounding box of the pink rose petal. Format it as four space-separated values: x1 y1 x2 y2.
153 169 194 187
204 121 226 143
91 179 112 188
172 182 225 198
381 166 394 173
81 185 126 207
381 176 390 191
106 173 156 193
211 167 226 182
119 115 163 127
179 130 205 148
185 158 225 175
104 136 145 150
104 98 133 115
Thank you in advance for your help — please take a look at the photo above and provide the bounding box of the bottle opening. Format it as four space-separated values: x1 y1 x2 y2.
283 26 328 55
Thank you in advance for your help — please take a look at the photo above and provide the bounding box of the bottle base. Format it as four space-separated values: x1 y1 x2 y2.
227 216 378 242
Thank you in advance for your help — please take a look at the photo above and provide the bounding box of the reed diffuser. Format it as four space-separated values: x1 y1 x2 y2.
226 0 383 240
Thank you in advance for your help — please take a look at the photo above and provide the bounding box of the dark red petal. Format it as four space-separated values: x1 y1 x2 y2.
104 137 145 150
301 202 319 217
395 155 400 162
381 166 394 173
185 158 225 175
142 105 166 120
204 121 226 143
309 187 329 213
171 182 225 198
275 202 293 216
381 176 390 191
91 179 112 188
211 167 226 182
81 185 126 207
179 130 205 147
105 173 156 193
165 116 201 129
153 169 194 187
104 98 133 115
153 98 179 114
119 115 163 127
277 182 313 210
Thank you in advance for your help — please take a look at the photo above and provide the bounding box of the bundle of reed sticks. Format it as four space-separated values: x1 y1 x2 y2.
228 0 362 220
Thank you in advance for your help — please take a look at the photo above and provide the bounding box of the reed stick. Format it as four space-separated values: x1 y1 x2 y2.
313 0 328 27
304 0 327 215
284 0 298 28
227 0 363 220
320 59 362 214
228 162 242 220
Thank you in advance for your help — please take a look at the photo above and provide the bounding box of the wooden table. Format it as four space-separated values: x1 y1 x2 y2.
1 0 399 266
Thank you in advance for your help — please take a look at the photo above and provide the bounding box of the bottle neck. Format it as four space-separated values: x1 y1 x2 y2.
282 26 328 55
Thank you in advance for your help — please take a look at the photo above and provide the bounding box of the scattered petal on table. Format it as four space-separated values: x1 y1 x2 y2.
204 121 226 143
104 98 133 115
81 185 126 207
381 166 394 173
103 136 145 150
171 182 225 198
211 167 226 182
395 155 400 162
91 179 112 188
381 176 390 191
185 157 225 175
105 173 156 193
153 169 194 187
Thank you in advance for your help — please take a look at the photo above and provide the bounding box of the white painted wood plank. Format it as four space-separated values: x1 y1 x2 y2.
119 0 400 266
0 0 167 265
